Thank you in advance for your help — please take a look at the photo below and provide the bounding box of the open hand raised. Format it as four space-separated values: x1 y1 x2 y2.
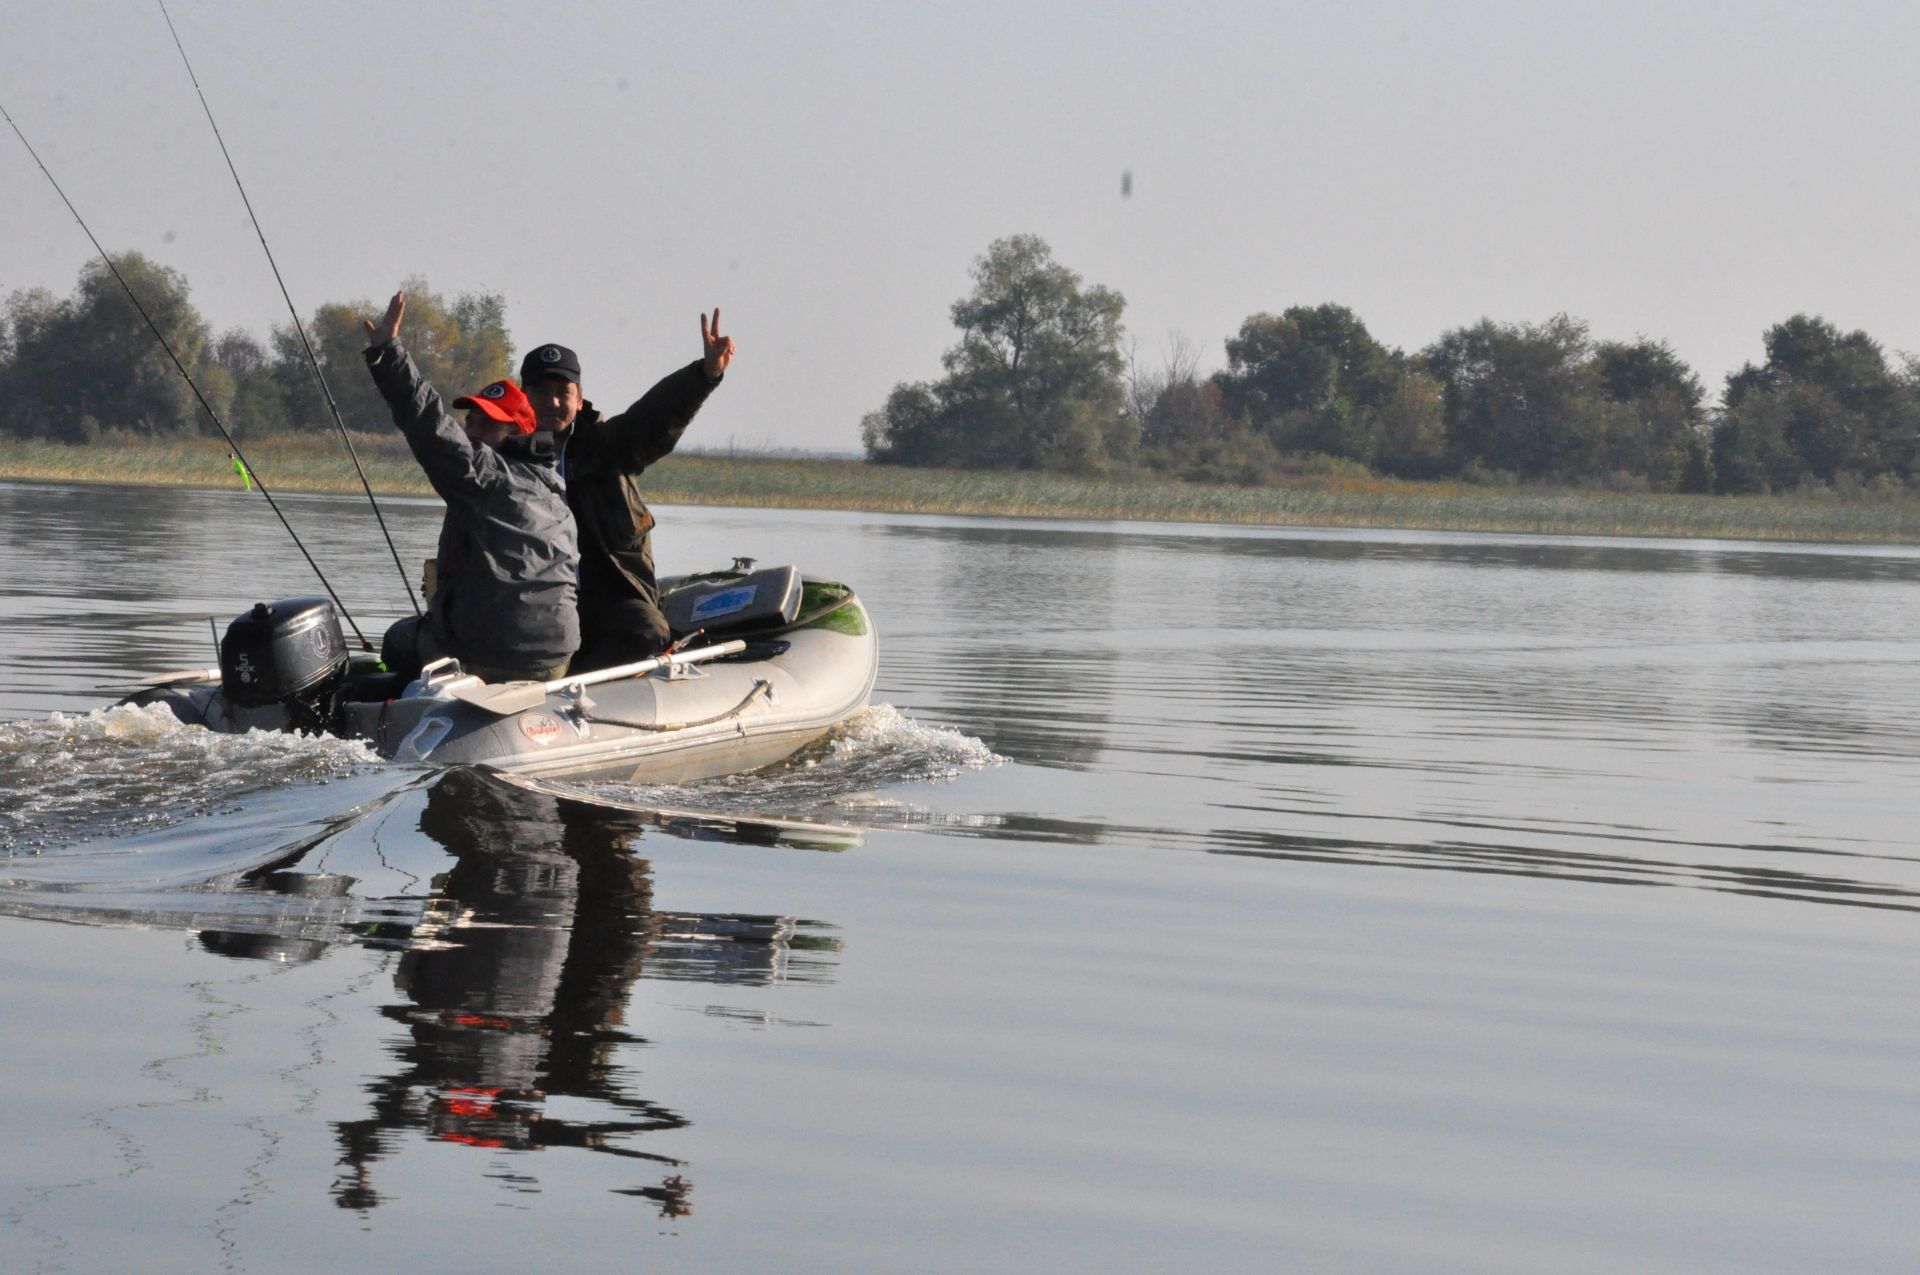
364 291 406 347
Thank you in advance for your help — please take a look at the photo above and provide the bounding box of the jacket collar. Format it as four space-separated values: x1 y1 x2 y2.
551 400 604 445
496 431 558 463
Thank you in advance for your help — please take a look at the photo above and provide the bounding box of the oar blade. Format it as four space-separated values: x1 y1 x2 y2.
450 680 549 715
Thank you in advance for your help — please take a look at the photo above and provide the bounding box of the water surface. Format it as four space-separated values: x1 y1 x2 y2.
3 479 1919 1273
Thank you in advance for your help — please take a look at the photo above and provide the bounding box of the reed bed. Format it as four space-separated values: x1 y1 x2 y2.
6 437 1919 544
3 434 428 495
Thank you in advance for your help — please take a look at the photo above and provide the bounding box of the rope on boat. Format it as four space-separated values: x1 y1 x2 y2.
582 679 773 733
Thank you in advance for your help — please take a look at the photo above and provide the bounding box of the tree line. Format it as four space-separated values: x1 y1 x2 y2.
0 253 510 444
8 244 1917 499
862 235 1920 496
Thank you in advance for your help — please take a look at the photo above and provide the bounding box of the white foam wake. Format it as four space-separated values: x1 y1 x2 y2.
0 703 382 853
576 703 1001 816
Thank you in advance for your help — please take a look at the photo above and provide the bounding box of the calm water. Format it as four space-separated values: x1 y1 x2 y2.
4 478 1920 1273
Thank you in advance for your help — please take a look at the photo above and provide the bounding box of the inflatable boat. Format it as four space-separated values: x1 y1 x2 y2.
123 562 878 784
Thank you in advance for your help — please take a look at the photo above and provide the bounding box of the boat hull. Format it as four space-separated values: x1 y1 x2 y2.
128 580 878 785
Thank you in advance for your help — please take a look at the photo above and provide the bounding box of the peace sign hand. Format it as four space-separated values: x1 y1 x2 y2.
700 308 735 380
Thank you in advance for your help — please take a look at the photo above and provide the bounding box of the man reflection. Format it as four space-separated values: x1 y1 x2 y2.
330 770 685 1213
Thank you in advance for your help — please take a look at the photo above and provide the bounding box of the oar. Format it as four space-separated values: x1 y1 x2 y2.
449 641 748 715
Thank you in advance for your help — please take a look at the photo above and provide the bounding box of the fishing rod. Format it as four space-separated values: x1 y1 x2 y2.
0 101 374 652
158 0 421 618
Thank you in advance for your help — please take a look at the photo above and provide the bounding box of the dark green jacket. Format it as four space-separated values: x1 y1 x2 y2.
559 359 718 628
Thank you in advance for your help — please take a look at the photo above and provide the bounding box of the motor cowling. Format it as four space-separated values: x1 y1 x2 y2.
220 596 348 709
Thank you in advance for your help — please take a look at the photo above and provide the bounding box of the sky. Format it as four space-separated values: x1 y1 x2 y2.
4 0 1918 455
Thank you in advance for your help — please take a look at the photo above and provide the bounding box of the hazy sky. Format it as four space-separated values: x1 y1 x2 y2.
4 1 1916 454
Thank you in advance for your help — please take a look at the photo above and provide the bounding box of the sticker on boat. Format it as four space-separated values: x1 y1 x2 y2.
518 712 563 745
691 585 758 621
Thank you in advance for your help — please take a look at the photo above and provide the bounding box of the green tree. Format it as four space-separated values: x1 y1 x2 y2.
1423 315 1608 481
278 276 512 434
211 328 289 437
1356 370 1448 478
1592 338 1708 490
1216 304 1404 461
860 381 948 463
0 254 211 440
1710 387 1806 494
1714 314 1915 488
864 236 1128 470
0 289 61 437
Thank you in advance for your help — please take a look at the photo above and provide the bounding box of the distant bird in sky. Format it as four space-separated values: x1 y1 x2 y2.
1121 170 1133 198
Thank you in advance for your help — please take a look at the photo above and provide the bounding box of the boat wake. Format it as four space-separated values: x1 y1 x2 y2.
0 703 998 923
0 702 383 855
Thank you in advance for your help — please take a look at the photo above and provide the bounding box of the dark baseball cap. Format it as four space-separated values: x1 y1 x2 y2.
519 343 581 385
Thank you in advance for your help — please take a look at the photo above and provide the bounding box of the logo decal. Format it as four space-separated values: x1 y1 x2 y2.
540 346 562 363
480 383 507 399
691 585 757 621
518 712 562 746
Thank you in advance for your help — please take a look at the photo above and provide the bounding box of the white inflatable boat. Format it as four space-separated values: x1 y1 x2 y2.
124 562 878 784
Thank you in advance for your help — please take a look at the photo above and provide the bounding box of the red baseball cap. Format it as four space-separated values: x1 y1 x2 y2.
453 380 537 435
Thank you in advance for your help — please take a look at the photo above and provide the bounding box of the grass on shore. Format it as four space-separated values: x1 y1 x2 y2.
6 433 1920 545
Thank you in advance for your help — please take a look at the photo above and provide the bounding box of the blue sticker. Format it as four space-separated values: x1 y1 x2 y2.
691 585 757 621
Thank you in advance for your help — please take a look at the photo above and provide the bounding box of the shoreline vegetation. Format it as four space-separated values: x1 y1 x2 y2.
5 436 1919 545
11 245 1920 548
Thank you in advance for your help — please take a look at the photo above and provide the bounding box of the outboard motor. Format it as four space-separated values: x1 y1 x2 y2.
220 596 349 727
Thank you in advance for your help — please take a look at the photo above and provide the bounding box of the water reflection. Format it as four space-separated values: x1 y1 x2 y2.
2 765 845 1219
857 800 1920 912
304 770 840 1214
878 521 1120 768
907 641 1119 769
879 517 1920 583
330 771 670 1208
1202 825 1920 912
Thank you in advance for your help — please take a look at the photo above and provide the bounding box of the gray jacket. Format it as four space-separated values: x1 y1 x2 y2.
365 340 579 672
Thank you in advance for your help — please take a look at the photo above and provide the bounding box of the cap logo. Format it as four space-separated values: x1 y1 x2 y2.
480 383 507 399
540 346 562 363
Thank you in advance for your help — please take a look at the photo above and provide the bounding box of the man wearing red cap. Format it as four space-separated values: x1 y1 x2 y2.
520 311 735 670
364 291 579 683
